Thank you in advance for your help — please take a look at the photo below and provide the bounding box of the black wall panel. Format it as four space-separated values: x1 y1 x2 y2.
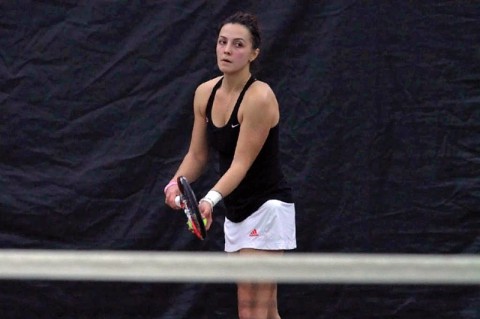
1 1 478 318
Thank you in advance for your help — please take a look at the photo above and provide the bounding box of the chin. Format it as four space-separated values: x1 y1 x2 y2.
218 67 234 74
218 65 245 75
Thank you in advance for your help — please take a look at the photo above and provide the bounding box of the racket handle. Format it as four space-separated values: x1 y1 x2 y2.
174 195 181 207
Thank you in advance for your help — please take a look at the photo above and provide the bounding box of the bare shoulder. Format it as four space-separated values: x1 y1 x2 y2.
195 76 222 100
193 76 222 115
241 80 279 127
245 80 279 109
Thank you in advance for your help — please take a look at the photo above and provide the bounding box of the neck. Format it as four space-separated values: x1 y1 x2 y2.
222 69 251 93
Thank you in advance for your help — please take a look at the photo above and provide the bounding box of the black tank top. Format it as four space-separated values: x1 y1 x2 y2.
206 76 293 222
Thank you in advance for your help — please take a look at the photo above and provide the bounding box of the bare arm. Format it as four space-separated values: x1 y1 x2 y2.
165 83 211 207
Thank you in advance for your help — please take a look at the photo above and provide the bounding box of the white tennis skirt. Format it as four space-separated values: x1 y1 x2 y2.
224 199 297 252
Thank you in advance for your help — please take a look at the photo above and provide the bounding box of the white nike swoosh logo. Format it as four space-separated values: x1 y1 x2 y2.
231 123 240 128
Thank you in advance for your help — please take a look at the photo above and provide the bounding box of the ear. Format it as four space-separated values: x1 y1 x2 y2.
249 48 260 63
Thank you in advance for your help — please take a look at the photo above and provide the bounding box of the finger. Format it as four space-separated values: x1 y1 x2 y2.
203 211 213 230
165 193 182 210
174 196 181 207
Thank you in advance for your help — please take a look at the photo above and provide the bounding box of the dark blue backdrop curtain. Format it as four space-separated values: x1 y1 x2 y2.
1 1 479 318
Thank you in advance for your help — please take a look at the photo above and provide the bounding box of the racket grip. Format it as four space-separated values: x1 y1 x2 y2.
174 196 181 207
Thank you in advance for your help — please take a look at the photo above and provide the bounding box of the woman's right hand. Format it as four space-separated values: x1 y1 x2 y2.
164 184 182 210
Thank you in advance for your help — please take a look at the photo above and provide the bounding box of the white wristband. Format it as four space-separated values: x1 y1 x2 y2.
202 190 223 208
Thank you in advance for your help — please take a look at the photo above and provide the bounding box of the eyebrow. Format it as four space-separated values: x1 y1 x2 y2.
218 35 246 42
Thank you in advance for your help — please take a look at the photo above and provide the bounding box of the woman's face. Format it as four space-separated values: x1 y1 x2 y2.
216 23 259 74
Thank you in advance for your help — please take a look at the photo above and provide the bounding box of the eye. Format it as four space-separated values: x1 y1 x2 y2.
218 39 226 45
234 41 244 48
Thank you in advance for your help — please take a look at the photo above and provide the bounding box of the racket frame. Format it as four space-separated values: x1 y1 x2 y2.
177 176 207 240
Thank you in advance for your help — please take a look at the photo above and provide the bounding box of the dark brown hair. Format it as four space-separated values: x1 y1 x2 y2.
218 11 261 49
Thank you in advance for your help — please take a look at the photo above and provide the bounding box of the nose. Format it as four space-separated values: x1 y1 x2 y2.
224 43 232 55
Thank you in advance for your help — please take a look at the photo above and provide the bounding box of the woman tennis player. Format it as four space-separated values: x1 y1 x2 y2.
164 11 296 319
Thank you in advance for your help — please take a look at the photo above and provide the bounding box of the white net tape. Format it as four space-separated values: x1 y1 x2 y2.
0 250 479 284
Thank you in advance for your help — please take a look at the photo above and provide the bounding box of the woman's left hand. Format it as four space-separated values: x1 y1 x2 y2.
199 201 213 230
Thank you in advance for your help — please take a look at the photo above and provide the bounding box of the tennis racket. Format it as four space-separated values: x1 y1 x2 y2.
175 176 207 240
